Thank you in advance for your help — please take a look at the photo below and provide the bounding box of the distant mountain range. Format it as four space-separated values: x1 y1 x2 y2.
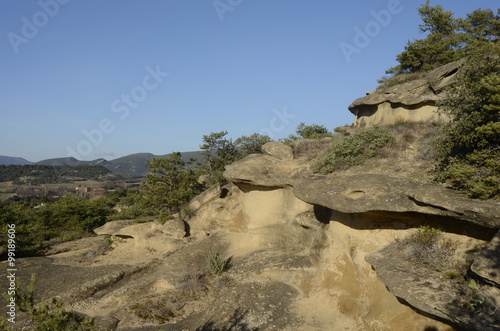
0 156 34 165
0 151 202 178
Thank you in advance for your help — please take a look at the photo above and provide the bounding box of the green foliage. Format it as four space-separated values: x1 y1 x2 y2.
112 131 270 220
199 131 239 186
407 225 442 246
386 1 464 77
434 45 500 199
137 152 202 216
234 133 272 157
206 251 228 276
295 122 333 139
0 194 114 256
312 126 395 174
1 274 95 330
285 122 333 142
384 1 499 79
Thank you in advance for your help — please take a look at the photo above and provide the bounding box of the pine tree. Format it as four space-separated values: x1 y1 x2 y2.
139 152 200 214
199 131 239 186
387 1 463 76
435 44 500 198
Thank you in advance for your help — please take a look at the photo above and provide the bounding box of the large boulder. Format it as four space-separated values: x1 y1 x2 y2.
94 220 136 236
348 59 465 127
224 154 308 188
262 141 294 160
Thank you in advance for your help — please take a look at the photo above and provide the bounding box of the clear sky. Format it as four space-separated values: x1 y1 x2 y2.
1 0 498 162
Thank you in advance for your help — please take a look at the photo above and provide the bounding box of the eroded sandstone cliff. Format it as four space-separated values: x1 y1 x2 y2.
6 136 498 330
348 60 465 127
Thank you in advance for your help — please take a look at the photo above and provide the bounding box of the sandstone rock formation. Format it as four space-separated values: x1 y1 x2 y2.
5 146 498 330
471 230 500 287
225 153 500 229
348 59 465 127
262 141 294 160
5 121 499 329
224 152 500 330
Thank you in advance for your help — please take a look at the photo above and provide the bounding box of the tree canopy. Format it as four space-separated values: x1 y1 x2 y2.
434 43 500 199
385 1 499 77
382 1 499 198
138 152 201 215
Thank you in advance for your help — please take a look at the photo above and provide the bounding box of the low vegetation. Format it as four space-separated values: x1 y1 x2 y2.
386 226 498 315
374 1 500 199
312 126 395 174
206 251 229 276
0 194 114 256
389 226 459 271
0 274 95 331
284 122 334 142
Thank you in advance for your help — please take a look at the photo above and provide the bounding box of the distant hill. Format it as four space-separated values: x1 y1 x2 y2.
103 151 203 178
0 164 120 184
103 153 155 178
2 151 205 179
0 155 33 165
36 157 88 166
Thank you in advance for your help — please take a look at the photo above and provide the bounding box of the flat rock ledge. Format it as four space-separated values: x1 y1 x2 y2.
224 154 500 229
225 153 500 329
366 248 500 330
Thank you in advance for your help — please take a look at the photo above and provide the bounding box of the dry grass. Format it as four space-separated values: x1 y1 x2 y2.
290 137 334 160
387 226 470 274
305 121 443 181
292 122 441 179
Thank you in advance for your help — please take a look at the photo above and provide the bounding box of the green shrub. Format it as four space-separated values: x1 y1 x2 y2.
312 126 395 174
433 45 500 199
283 123 333 143
437 153 500 199
157 212 174 224
206 251 228 276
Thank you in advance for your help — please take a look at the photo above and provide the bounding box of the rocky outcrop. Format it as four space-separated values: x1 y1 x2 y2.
224 150 500 329
8 146 498 329
471 230 500 287
262 141 294 160
94 219 187 240
366 247 500 330
224 153 309 188
348 59 465 127
224 153 500 229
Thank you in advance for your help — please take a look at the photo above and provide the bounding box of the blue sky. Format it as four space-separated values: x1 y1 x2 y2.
0 0 498 161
